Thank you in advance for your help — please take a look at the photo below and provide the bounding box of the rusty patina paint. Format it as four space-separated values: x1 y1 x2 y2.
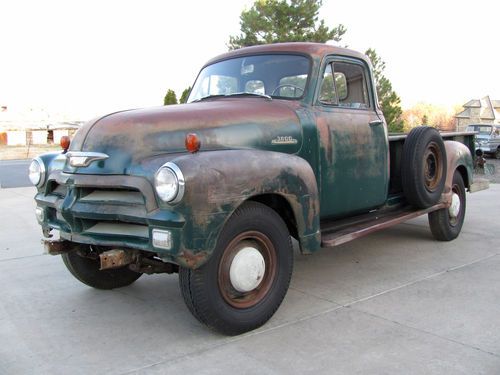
177 250 210 269
442 140 474 191
315 106 389 219
170 149 321 267
67 99 304 175
99 249 136 270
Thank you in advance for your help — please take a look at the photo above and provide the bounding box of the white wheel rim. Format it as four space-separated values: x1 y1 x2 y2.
229 247 266 293
449 193 461 219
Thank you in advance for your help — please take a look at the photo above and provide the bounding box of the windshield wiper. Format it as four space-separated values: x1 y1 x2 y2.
193 92 272 103
226 92 272 100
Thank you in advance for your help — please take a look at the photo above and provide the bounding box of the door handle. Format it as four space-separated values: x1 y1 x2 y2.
369 120 383 127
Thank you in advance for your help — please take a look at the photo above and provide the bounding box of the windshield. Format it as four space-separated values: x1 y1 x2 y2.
466 125 492 135
188 54 310 103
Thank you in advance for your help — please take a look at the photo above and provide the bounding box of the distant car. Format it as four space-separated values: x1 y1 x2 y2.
467 124 500 159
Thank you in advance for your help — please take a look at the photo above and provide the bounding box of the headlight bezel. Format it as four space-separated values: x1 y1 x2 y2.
154 162 185 204
28 157 46 188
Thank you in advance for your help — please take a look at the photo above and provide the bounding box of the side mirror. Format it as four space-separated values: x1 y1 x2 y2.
334 72 348 100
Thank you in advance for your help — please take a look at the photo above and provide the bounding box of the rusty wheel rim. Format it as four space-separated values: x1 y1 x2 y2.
218 231 277 309
423 142 443 192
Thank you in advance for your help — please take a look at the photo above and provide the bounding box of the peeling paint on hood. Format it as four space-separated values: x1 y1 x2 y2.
66 98 303 175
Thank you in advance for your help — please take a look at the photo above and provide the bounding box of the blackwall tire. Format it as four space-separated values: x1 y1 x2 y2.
402 126 447 208
178 201 293 336
428 171 466 241
62 248 142 290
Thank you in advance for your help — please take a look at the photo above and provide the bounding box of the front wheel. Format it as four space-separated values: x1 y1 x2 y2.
428 171 466 241
179 201 293 335
62 247 142 290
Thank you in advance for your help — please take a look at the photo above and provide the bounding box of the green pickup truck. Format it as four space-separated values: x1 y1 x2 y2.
30 42 487 335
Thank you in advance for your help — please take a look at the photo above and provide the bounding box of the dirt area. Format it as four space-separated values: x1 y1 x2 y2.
0 145 61 160
479 157 500 184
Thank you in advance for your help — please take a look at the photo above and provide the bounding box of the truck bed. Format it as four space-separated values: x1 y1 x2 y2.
388 130 476 195
388 131 477 142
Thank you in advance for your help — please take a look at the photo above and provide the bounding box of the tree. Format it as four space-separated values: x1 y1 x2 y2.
163 89 178 105
365 49 404 133
402 102 458 131
179 87 191 104
421 114 429 125
229 0 346 50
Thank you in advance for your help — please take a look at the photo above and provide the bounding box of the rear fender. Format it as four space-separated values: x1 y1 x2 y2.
443 141 473 198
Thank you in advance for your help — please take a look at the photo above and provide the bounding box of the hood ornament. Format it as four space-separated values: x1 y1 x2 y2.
66 152 109 167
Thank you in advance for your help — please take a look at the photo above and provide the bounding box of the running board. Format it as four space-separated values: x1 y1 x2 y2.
320 203 446 248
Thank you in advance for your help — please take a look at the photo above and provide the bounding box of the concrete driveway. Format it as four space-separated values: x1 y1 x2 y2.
0 159 31 188
1 185 499 374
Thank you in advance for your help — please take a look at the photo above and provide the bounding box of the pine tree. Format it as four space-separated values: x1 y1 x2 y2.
179 87 191 104
229 0 346 50
365 49 404 133
163 89 178 105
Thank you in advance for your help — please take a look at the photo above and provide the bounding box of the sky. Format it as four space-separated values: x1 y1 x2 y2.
1 0 499 120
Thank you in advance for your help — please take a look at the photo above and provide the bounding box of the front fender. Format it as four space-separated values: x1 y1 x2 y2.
171 150 321 268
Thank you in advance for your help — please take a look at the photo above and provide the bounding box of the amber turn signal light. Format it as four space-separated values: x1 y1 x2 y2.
185 133 201 153
60 136 71 153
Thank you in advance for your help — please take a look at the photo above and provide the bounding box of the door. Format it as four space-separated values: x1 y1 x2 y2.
315 57 389 219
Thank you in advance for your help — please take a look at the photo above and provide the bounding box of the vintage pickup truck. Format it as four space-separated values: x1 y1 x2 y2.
30 43 487 335
467 124 500 159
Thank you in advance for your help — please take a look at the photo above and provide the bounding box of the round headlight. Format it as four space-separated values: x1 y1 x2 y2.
154 163 185 203
28 158 46 187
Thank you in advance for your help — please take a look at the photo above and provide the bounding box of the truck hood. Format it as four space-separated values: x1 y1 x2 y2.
66 98 303 175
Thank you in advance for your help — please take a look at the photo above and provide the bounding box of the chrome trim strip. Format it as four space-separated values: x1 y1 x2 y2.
66 151 109 167
33 156 46 188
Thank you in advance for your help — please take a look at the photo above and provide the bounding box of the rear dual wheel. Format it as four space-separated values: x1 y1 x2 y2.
428 171 466 241
179 201 293 335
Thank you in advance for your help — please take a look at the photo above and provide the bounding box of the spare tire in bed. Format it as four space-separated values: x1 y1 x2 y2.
401 126 447 208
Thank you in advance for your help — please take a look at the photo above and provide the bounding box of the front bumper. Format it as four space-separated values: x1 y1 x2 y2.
477 144 497 153
35 171 186 262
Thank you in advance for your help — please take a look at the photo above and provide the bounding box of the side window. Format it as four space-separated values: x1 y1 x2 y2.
333 61 369 109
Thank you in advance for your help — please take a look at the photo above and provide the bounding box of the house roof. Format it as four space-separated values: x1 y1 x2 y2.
463 99 481 108
456 95 500 121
